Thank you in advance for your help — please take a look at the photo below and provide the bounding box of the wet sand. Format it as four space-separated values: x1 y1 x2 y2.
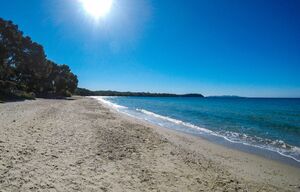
0 97 299 191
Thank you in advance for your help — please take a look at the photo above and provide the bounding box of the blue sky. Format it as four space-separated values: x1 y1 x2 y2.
1 0 300 97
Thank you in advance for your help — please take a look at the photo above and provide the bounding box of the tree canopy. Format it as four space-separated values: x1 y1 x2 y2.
0 18 78 100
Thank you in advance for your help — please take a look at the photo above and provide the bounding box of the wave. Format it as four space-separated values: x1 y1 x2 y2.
136 108 215 135
136 108 300 163
90 96 128 109
92 96 300 163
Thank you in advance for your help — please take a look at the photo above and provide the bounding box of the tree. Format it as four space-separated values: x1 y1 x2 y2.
0 18 78 99
17 37 52 93
0 18 23 94
48 64 78 96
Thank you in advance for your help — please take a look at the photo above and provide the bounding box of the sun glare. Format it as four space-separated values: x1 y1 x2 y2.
80 0 113 19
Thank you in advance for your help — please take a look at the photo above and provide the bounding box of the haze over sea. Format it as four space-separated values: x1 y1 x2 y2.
97 96 300 164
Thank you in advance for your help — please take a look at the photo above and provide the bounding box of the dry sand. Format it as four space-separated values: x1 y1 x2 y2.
0 97 299 191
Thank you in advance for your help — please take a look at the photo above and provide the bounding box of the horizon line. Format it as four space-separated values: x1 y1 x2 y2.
79 88 300 99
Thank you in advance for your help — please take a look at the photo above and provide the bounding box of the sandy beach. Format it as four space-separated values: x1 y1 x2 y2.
0 97 299 192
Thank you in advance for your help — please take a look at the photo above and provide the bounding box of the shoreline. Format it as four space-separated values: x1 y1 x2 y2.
92 97 300 189
1 97 299 191
93 96 300 167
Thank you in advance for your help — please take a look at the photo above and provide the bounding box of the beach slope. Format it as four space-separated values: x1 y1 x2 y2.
0 97 299 191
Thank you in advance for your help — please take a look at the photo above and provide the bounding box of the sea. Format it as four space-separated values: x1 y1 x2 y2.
93 96 300 166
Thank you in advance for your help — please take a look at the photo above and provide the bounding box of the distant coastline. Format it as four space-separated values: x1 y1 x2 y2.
75 88 204 97
75 88 300 99
206 95 245 98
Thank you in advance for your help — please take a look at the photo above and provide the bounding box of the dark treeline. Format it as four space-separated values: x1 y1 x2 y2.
0 18 78 101
75 88 204 97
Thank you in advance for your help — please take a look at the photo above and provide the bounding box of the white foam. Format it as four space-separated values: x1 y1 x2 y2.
90 96 127 110
136 108 300 163
137 108 215 134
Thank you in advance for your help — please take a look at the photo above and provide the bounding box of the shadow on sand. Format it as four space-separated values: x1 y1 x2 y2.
0 94 77 103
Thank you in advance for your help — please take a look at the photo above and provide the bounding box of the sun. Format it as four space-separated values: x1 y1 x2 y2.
80 0 113 19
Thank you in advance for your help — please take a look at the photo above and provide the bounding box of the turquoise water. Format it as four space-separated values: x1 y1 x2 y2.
98 96 300 163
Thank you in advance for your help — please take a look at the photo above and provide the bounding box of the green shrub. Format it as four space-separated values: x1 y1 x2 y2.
19 92 36 100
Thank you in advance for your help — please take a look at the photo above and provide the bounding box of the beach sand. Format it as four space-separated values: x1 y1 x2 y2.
0 97 299 191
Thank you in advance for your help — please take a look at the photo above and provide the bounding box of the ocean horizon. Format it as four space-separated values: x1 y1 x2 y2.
94 96 300 166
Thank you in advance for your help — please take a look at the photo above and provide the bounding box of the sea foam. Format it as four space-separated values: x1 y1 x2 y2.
90 96 127 109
